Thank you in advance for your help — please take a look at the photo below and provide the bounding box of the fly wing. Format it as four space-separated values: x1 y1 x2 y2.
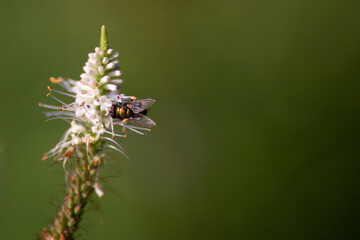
127 98 155 113
128 114 156 128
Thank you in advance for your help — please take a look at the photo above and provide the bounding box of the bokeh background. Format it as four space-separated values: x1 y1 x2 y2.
0 0 360 239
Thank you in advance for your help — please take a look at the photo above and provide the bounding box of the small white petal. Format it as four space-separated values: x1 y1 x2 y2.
90 114 102 124
83 66 96 76
98 66 105 75
93 99 101 106
100 76 110 84
85 62 96 68
110 79 123 84
107 48 113 55
119 94 136 102
106 62 115 70
92 123 106 135
89 58 100 66
83 75 96 82
70 120 85 133
79 75 89 83
102 57 109 64
104 84 118 91
71 134 82 145
75 107 86 118
89 52 99 59
110 52 119 59
99 95 109 101
103 117 111 128
109 70 122 77
94 183 104 198
82 134 95 144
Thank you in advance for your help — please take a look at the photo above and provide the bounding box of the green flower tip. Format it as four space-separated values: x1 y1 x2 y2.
100 25 109 51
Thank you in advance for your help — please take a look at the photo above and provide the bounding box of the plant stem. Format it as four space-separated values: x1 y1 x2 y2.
41 155 100 240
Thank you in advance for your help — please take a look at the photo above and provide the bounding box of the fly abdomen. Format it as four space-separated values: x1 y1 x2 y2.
116 106 133 119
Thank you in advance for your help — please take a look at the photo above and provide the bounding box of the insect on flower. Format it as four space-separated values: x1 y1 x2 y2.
39 27 156 163
110 98 156 128
39 26 157 240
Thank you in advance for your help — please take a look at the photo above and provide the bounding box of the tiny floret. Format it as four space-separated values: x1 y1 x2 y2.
94 183 104 198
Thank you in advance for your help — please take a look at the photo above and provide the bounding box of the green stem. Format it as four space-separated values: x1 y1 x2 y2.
41 155 100 240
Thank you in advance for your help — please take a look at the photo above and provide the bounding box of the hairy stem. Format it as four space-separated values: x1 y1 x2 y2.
41 155 100 240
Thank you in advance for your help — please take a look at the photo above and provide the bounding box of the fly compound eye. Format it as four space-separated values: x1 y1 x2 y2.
109 105 115 118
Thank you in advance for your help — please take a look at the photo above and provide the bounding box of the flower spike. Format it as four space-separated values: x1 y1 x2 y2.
39 26 156 240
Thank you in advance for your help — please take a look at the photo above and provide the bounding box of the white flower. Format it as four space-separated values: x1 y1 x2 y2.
94 96 112 113
100 76 110 84
104 84 118 91
69 120 85 134
74 85 99 104
83 104 99 122
40 27 157 218
82 134 95 144
117 94 136 103
92 122 106 136
40 36 155 163
102 117 112 129
94 183 104 198
71 134 82 145
75 107 86 118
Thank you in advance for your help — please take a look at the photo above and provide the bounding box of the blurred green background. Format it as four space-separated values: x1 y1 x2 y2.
0 0 360 239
